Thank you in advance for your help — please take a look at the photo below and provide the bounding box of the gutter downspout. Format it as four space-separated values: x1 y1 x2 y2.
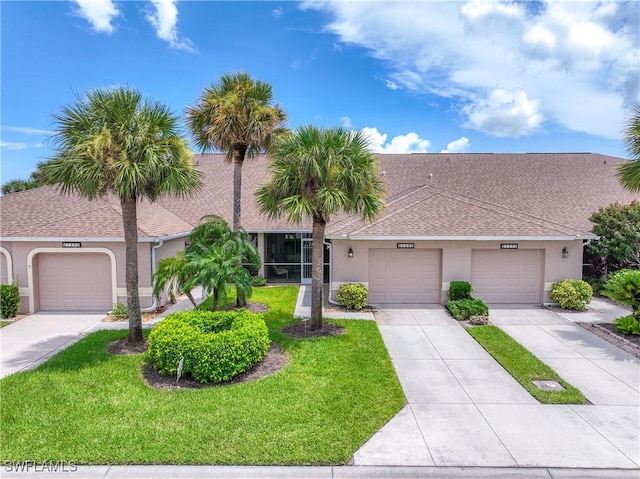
141 237 163 312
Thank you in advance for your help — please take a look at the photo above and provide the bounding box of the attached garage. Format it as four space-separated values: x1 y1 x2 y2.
369 248 441 303
471 249 544 304
37 253 113 311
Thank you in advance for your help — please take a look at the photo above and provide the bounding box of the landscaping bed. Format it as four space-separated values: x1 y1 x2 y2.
0 286 404 465
578 322 640 359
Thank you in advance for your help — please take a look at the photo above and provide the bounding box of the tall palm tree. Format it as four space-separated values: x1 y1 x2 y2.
256 126 385 330
185 72 287 230
40 87 203 343
618 104 640 193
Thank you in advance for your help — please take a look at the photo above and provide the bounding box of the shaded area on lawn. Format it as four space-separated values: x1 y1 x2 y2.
0 286 405 465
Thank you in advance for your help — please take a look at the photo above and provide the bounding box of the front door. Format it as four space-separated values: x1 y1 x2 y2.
301 238 313 284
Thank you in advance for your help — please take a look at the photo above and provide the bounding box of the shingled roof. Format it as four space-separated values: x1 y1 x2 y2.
1 153 637 240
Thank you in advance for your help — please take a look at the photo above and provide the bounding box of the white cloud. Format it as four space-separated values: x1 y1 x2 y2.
3 126 52 135
303 1 639 139
0 141 29 150
146 0 196 52
362 127 430 153
463 89 543 138
72 0 119 34
340 116 352 128
272 7 283 19
385 79 400 90
441 136 470 153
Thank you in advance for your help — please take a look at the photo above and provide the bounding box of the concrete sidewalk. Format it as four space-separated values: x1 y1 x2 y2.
354 304 639 470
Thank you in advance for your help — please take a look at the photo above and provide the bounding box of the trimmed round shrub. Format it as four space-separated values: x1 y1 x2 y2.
336 283 368 310
550 280 593 311
147 309 270 383
449 281 473 301
0 283 20 319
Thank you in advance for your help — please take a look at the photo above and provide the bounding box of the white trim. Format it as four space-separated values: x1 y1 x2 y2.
27 248 118 313
326 235 594 241
442 282 450 291
117 287 153 297
0 247 13 283
544 282 554 291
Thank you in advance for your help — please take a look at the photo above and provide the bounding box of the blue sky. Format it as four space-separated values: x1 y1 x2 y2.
1 0 638 183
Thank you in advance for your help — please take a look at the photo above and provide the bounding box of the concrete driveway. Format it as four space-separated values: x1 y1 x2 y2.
0 312 105 378
354 304 640 470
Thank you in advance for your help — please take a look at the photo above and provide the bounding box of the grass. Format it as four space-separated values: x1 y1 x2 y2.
0 320 11 328
0 286 404 465
467 325 586 404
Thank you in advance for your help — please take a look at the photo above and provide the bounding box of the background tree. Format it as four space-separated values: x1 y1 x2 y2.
618 104 640 193
256 126 385 330
1 179 38 195
41 87 203 343
587 201 640 276
186 72 287 230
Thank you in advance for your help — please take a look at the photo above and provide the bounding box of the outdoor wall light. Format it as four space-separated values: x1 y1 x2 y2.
562 247 568 259
184 240 191 249
348 247 354 258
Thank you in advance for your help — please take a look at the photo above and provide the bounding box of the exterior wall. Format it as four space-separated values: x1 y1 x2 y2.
3 240 160 313
0 245 12 284
331 239 585 304
153 237 189 306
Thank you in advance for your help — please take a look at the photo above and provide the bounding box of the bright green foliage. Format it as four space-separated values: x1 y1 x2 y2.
583 275 606 295
256 125 385 329
467 326 586 404
614 315 640 335
148 309 270 383
250 275 267 287
0 283 20 319
39 87 203 343
550 280 593 311
446 298 489 320
602 269 640 319
588 202 640 275
618 104 640 193
111 302 128 320
336 283 368 310
449 281 473 300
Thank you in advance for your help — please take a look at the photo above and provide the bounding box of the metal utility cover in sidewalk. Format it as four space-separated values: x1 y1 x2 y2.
532 380 565 391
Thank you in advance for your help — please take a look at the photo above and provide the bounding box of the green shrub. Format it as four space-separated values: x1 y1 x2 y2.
602 269 640 318
336 283 368 310
0 283 20 319
250 275 267 287
550 280 593 311
111 302 128 319
583 275 605 296
446 298 489 321
449 281 473 300
147 309 270 383
614 315 640 335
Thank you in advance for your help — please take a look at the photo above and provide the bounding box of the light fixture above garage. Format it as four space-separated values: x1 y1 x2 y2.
562 247 568 258
348 247 354 258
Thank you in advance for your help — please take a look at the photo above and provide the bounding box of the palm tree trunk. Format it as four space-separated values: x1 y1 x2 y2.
185 291 197 308
233 148 247 307
121 197 143 343
310 218 326 330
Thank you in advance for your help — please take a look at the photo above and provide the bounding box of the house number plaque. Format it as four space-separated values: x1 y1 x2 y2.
62 242 82 248
397 243 415 249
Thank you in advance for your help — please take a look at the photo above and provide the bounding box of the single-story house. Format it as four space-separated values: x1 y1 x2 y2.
1 153 637 313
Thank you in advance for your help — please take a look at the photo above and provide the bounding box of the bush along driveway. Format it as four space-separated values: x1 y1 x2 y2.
0 286 405 465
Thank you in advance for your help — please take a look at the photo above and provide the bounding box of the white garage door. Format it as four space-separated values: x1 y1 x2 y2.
471 249 543 304
38 253 112 311
369 249 441 303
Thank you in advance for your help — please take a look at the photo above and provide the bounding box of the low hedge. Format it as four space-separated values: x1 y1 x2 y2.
147 309 270 383
446 298 489 321
550 279 593 311
449 281 473 300
336 283 368 310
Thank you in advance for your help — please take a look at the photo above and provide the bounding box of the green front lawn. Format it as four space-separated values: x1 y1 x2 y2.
467 325 586 404
0 286 404 465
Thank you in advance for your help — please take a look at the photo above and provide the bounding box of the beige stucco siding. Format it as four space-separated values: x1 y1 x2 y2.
331 239 585 304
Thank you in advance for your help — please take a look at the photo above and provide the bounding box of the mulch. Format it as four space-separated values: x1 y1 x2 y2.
281 321 345 338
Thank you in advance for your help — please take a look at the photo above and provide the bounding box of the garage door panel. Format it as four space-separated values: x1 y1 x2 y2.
369 249 441 304
471 250 543 304
38 254 112 311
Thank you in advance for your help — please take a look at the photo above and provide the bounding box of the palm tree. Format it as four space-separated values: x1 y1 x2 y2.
256 126 385 330
185 72 287 230
618 104 640 193
152 251 198 307
40 87 203 343
1 179 38 195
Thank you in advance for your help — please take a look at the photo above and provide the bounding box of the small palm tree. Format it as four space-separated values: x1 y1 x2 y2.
41 87 203 343
256 126 385 329
186 72 287 230
618 104 640 193
152 251 198 307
